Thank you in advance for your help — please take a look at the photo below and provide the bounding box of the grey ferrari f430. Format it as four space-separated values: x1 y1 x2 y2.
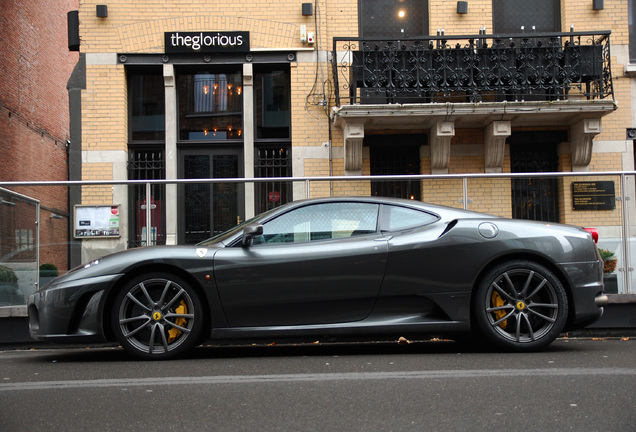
28 197 606 359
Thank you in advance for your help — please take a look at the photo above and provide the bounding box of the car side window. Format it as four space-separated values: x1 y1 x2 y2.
382 205 438 231
254 202 379 245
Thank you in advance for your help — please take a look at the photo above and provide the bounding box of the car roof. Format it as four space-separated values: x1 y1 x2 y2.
274 196 498 222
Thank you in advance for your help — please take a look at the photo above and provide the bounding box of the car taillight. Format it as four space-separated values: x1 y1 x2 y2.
584 227 599 243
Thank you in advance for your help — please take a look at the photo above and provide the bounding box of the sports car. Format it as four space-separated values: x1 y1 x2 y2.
28 196 607 359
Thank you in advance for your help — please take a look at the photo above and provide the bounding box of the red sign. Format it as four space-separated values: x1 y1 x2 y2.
268 191 280 203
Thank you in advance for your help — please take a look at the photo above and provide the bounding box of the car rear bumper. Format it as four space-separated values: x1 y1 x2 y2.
558 261 604 331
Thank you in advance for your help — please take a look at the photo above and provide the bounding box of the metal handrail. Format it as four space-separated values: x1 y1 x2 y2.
2 170 634 293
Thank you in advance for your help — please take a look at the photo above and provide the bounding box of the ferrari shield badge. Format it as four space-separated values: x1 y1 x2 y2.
196 248 208 258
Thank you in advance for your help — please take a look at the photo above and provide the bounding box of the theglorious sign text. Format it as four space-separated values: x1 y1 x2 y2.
165 31 250 53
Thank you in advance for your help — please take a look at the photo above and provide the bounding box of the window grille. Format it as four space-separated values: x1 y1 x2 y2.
510 135 562 223
255 147 292 213
128 150 166 247
370 144 421 200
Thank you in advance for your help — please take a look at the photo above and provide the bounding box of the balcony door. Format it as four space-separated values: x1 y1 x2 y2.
509 131 566 223
492 0 561 34
358 0 429 38
178 149 244 244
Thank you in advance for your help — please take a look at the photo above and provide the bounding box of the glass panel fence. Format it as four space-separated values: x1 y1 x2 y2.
0 171 633 310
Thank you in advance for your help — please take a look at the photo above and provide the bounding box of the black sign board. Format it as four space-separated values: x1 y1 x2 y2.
165 31 250 53
572 181 616 210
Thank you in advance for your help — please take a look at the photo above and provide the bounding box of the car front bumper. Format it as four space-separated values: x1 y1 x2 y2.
28 274 121 343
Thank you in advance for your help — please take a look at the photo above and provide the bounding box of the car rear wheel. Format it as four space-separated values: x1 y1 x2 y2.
111 273 203 360
473 260 568 352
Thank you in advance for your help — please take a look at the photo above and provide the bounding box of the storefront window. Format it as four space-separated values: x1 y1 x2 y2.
178 71 243 141
129 71 165 141
255 68 290 139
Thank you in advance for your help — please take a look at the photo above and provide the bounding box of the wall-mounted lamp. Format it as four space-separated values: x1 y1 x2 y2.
50 213 63 220
1 199 16 207
593 0 603 10
457 1 468 14
96 5 108 18
302 3 313 16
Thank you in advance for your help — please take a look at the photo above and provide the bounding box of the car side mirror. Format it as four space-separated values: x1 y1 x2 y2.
242 223 264 247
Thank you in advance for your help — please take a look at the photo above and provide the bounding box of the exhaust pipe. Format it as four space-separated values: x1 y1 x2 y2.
595 295 609 307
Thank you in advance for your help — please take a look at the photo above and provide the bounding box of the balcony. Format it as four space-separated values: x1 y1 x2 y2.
332 30 613 106
330 31 617 176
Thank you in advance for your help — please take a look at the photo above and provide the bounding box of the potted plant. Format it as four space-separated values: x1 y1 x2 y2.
598 248 617 273
39 263 59 288
0 265 19 305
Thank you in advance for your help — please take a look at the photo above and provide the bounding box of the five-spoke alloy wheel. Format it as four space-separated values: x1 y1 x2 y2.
112 273 203 359
473 260 568 351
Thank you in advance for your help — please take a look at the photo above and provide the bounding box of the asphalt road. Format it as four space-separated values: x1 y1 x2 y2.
1 337 635 432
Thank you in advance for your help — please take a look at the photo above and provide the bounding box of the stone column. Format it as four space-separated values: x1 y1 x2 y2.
243 63 255 219
163 64 178 245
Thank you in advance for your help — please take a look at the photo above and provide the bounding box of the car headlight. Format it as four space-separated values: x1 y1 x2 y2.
83 259 101 269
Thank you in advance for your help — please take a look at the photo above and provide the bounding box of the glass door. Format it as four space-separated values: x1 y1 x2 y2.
179 149 244 244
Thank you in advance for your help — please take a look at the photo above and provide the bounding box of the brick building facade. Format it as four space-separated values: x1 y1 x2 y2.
0 0 78 283
68 1 634 290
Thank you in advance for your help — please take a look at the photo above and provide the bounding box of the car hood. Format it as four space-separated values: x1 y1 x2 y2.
40 245 224 289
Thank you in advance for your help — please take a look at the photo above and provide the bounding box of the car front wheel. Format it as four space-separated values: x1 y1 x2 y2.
473 260 568 352
111 273 203 359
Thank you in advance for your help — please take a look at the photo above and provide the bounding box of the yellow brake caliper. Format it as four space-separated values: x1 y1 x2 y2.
167 300 188 343
491 291 508 329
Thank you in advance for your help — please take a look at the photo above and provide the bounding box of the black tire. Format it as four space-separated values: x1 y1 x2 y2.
111 273 204 360
472 260 568 352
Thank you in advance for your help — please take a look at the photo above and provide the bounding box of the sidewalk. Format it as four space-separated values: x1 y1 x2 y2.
584 293 636 331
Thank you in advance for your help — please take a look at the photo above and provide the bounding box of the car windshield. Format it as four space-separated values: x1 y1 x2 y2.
196 207 277 246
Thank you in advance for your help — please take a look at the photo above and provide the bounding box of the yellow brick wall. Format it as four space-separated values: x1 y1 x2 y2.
81 157 113 205
79 0 359 53
597 63 631 142
76 0 632 224
79 0 628 49
83 65 128 153
429 0 493 35
325 0 358 40
82 63 127 204
562 0 628 43
291 62 330 148
303 158 331 198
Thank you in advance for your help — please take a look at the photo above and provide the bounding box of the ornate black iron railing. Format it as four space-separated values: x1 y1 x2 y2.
332 30 613 106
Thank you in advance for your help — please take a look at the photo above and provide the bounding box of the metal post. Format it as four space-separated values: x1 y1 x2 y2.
620 173 632 293
462 177 468 210
145 182 152 247
35 202 40 290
